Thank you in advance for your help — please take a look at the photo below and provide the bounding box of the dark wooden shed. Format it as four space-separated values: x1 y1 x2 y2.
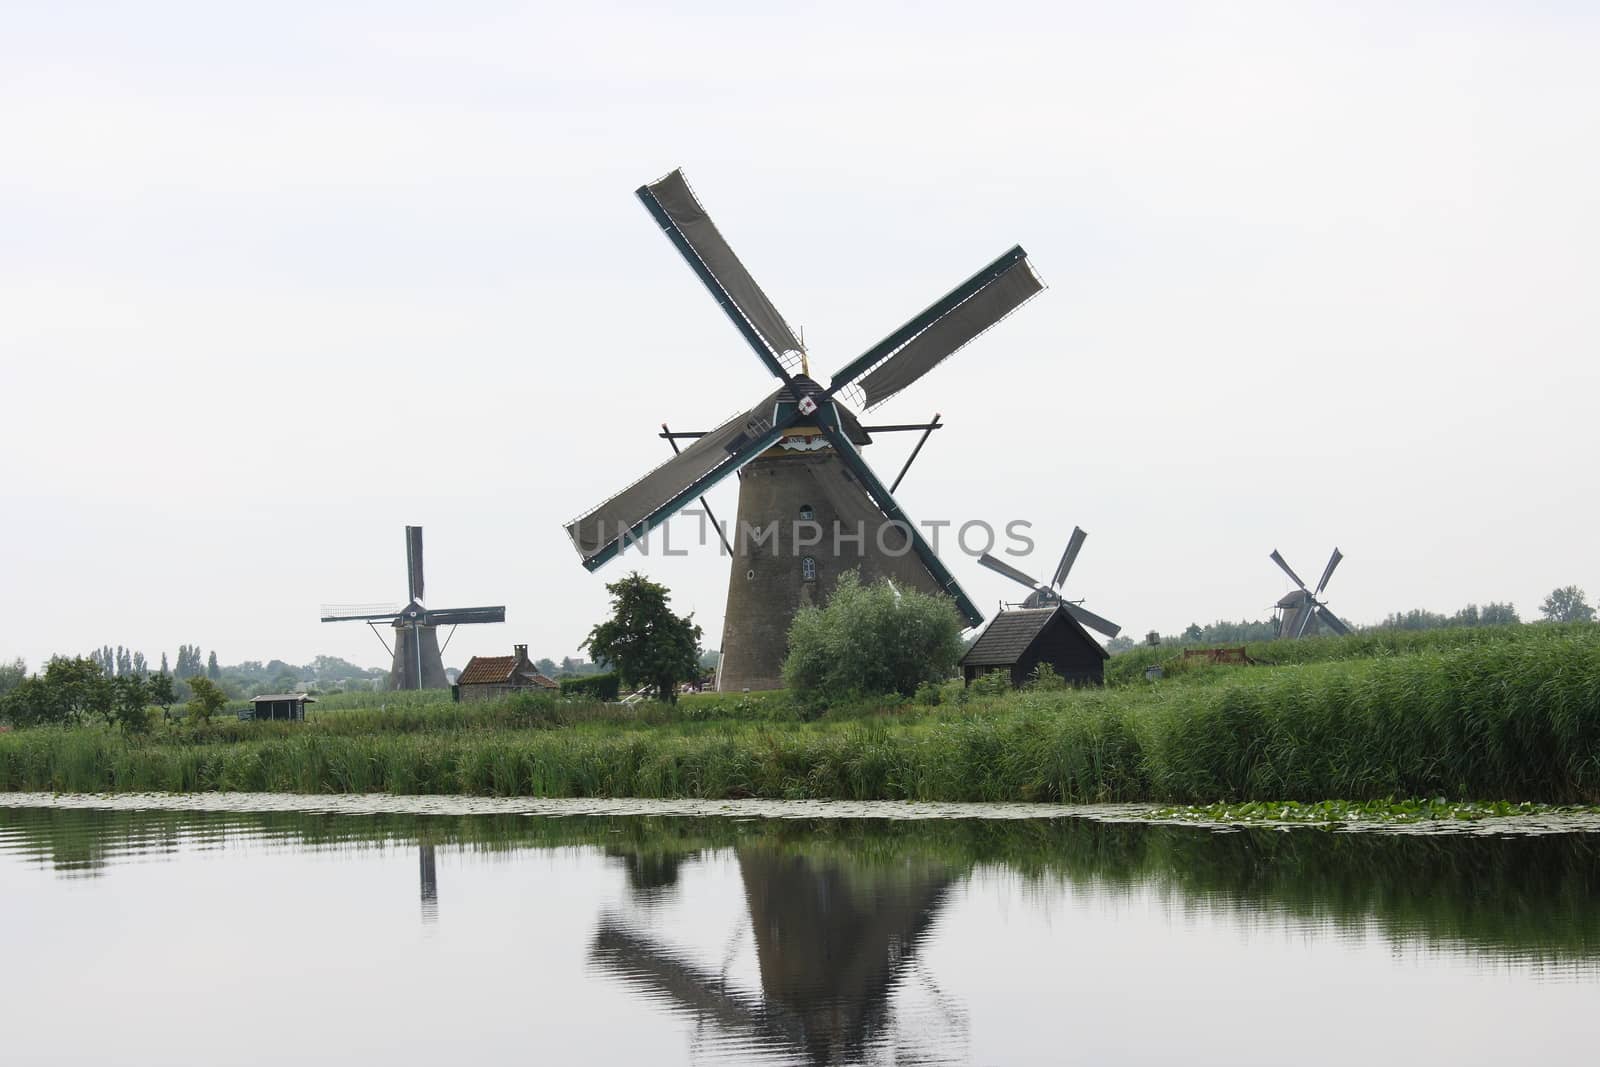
248 692 314 721
959 606 1108 688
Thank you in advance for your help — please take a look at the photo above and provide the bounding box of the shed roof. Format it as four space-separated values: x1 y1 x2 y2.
458 655 518 685
251 692 314 703
960 606 1108 667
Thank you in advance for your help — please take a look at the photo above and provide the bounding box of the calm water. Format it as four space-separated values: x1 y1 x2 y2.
3 800 1598 1066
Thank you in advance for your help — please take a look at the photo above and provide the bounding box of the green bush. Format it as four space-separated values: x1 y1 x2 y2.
560 672 620 701
783 571 964 702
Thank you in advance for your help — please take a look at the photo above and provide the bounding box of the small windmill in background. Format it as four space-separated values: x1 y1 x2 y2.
1269 547 1351 639
321 526 506 689
976 526 1121 639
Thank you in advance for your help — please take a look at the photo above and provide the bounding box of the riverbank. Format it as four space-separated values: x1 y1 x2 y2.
2 624 1597 804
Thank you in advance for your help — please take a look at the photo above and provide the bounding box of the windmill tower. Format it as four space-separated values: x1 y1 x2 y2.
975 526 1122 638
1269 547 1352 639
564 169 1045 691
321 526 506 689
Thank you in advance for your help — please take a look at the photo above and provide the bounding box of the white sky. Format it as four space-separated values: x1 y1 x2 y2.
3 1 1597 672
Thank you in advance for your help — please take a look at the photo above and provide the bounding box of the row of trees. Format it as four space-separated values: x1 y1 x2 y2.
0 657 231 731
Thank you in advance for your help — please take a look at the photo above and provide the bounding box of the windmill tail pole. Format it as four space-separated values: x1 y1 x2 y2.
890 414 941 493
663 422 735 556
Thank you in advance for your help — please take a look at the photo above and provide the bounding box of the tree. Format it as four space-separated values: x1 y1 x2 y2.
111 675 152 732
0 657 25 696
186 676 228 725
582 572 703 702
1480 602 1520 626
783 570 963 701
1540 586 1596 624
116 646 133 678
533 657 558 678
131 651 147 677
207 651 221 680
147 672 177 715
1182 623 1204 642
160 651 170 676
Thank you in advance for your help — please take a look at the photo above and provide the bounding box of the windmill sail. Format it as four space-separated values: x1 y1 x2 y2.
814 421 983 627
977 552 1045 592
1269 549 1309 590
566 394 800 568
1314 548 1343 595
406 525 425 604
1052 527 1087 590
638 170 803 378
826 247 1041 409
1064 601 1121 639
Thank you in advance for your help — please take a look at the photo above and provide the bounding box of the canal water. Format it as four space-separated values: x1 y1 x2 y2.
2 798 1597 1065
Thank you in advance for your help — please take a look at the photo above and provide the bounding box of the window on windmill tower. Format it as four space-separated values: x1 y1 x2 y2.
801 556 817 582
799 504 815 521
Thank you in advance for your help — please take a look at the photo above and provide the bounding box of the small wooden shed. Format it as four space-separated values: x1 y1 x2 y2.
960 606 1108 688
248 692 314 721
457 645 559 702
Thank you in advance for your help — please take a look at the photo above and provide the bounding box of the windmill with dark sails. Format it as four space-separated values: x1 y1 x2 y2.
321 526 505 689
975 525 1121 639
1269 547 1351 639
565 169 1045 691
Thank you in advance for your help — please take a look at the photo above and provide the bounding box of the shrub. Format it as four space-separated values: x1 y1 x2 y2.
560 672 621 701
783 571 964 702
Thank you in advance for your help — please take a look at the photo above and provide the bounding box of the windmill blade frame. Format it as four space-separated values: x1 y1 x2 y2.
825 246 1041 410
813 418 983 627
1269 549 1310 591
1314 547 1344 596
425 606 507 626
1052 527 1087 590
406 526 425 605
977 552 1046 593
566 397 805 571
1063 601 1121 639
1315 605 1352 636
637 169 803 381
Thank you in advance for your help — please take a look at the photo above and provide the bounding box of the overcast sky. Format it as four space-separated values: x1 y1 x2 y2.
3 1 1597 673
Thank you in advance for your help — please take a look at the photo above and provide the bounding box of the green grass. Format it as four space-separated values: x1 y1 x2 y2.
3 623 1598 803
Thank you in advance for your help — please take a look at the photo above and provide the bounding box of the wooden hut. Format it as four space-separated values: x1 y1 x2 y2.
456 645 559 702
959 606 1108 688
248 692 314 721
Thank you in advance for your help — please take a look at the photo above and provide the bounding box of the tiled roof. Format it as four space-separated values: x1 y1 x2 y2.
520 670 560 690
960 608 1060 667
458 656 517 686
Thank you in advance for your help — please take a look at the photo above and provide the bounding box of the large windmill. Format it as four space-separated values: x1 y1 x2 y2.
565 169 1044 691
321 526 506 689
1269 547 1351 639
975 526 1121 639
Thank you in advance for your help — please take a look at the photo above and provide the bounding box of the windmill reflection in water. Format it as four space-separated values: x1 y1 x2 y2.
589 844 965 1065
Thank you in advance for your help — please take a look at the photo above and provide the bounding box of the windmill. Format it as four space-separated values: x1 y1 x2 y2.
565 168 1044 691
975 526 1121 638
321 526 506 689
1269 547 1351 639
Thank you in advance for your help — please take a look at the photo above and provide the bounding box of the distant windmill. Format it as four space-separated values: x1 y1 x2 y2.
975 527 1121 638
321 526 505 689
1269 547 1351 639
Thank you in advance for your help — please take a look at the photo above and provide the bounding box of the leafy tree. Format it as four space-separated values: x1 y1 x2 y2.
147 672 177 715
44 656 113 722
582 572 703 703
1480 602 1520 626
533 657 558 678
111 675 152 733
131 651 147 676
783 570 963 701
116 646 133 678
1540 586 1596 624
207 651 221 680
1182 623 1204 642
0 657 25 696
186 676 228 725
159 651 170 676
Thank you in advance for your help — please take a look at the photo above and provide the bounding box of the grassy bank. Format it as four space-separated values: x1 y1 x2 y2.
2 625 1598 803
